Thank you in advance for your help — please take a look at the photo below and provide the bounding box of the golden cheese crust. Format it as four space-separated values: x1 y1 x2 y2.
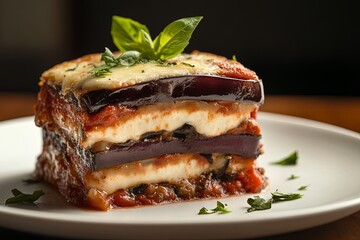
39 51 259 94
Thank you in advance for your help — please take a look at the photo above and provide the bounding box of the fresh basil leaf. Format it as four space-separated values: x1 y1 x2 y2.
271 151 298 166
92 16 203 77
101 47 119 66
118 50 141 66
138 29 155 59
111 16 151 53
5 188 44 204
271 190 303 202
90 48 146 77
153 16 203 60
247 196 273 212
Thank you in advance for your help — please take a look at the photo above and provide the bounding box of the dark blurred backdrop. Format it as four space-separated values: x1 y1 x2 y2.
0 0 359 96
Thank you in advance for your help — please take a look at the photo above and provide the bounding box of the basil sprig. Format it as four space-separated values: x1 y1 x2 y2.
112 16 202 61
90 16 202 77
152 16 203 60
111 16 154 58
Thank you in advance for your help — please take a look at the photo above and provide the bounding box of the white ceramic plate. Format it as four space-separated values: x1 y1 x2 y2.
0 112 359 240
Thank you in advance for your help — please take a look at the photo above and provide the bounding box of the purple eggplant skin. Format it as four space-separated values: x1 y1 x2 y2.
81 75 264 114
93 134 260 170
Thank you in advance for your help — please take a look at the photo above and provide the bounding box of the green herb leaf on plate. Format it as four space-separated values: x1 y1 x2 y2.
198 207 214 215
271 190 303 202
271 151 298 166
210 201 231 214
287 174 300 180
247 190 303 213
5 188 44 204
198 201 231 215
298 185 309 191
246 196 273 213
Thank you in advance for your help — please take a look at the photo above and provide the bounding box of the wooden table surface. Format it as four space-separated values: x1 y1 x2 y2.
0 93 359 240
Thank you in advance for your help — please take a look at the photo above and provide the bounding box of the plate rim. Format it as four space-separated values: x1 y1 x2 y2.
0 112 359 226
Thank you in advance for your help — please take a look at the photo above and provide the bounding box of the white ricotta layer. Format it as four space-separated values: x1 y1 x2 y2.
85 154 239 194
83 101 256 148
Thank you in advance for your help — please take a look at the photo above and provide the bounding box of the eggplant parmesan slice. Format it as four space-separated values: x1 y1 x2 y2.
34 51 266 211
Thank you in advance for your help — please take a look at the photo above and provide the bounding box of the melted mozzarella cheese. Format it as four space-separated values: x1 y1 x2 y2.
83 101 256 148
41 53 221 93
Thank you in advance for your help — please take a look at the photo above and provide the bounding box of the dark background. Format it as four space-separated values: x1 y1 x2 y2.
0 0 359 96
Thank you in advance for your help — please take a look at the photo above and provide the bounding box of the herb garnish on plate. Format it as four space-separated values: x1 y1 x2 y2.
198 201 231 215
271 151 298 166
246 190 303 213
5 188 44 204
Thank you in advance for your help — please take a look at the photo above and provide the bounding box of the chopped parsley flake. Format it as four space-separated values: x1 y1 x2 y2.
198 201 231 215
5 188 44 204
287 174 300 180
247 190 303 213
247 196 273 212
298 185 309 191
271 151 298 166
